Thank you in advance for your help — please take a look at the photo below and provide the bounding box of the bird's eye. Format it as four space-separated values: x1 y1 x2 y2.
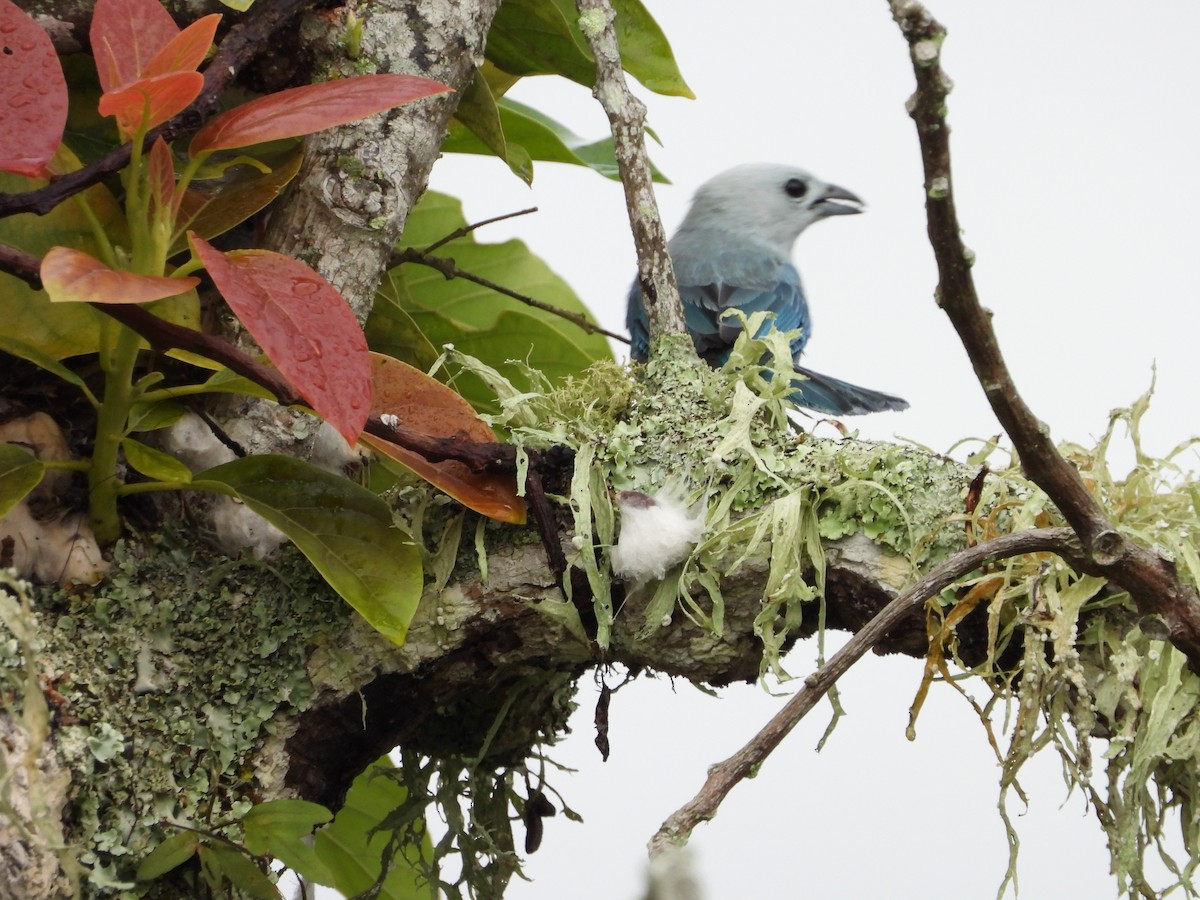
784 178 808 199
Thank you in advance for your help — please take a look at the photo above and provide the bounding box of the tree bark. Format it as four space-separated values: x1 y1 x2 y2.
263 0 501 319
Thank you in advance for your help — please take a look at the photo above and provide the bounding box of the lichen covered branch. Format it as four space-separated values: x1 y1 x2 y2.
649 527 1079 855
888 0 1200 669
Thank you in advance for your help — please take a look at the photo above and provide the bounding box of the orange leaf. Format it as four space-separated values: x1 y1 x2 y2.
0 0 67 178
41 247 198 304
190 74 452 154
97 70 203 137
142 14 220 79
188 234 370 444
90 0 180 93
361 353 526 524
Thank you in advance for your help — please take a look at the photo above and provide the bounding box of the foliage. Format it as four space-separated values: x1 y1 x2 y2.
137 762 433 899
0 0 469 649
378 191 613 413
453 0 690 183
0 0 675 894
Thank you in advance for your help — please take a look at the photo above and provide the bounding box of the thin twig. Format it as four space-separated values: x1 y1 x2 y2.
391 246 630 344
648 527 1080 856
889 0 1200 670
421 207 539 255
573 0 687 348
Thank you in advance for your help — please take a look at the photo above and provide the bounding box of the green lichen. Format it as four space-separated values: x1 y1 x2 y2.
336 154 365 178
0 532 349 893
442 319 974 669
443 328 1200 898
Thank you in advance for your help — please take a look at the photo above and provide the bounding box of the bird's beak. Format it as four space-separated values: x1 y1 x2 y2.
814 183 865 217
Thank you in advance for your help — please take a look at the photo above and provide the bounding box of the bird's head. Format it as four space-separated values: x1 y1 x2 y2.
681 163 864 253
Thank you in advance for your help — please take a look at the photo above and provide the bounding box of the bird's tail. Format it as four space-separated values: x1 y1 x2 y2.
790 366 908 415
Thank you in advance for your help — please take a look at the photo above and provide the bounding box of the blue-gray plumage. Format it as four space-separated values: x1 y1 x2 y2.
626 163 908 415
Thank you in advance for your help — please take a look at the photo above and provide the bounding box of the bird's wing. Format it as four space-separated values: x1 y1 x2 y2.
627 233 810 364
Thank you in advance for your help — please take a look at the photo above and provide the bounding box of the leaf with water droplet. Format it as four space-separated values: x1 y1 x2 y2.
90 0 180 94
188 234 370 444
0 0 66 177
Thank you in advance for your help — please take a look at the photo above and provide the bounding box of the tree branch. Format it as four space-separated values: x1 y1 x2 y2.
888 0 1200 670
649 527 1080 855
573 0 687 349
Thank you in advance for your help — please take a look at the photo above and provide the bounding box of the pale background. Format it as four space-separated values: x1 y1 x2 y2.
425 2 1197 898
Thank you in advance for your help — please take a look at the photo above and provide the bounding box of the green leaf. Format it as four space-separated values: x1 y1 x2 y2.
126 398 186 432
451 69 510 165
243 799 333 855
445 97 667 183
243 799 336 885
193 455 423 644
0 148 127 359
364 270 441 373
486 0 692 98
0 335 96 402
170 146 304 255
121 437 192 483
313 759 431 900
198 366 277 400
198 844 278 899
379 191 612 411
136 830 200 881
0 444 44 518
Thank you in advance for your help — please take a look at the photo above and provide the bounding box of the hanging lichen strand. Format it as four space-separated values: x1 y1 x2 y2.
438 324 1200 896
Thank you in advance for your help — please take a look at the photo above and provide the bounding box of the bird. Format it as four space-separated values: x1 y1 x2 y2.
626 163 908 416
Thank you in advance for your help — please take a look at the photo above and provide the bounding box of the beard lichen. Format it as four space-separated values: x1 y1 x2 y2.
439 328 1199 898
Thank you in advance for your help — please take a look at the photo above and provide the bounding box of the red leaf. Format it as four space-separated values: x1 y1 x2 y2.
97 71 203 137
142 14 220 79
0 0 67 177
90 0 179 93
361 354 527 524
41 247 198 304
188 234 370 444
147 137 177 220
189 74 452 154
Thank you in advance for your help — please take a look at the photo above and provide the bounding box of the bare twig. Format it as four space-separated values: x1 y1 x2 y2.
0 0 315 220
889 0 1200 670
648 527 1080 855
421 206 539 255
573 0 687 349
390 246 630 344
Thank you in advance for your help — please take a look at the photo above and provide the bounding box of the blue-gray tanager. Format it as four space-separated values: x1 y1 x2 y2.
626 163 908 415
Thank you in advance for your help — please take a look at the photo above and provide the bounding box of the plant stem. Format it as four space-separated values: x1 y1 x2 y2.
89 325 142 543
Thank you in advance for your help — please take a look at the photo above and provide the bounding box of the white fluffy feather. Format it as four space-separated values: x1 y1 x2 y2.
611 488 705 583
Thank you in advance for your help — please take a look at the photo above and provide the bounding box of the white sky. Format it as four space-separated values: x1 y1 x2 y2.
422 2 1200 898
